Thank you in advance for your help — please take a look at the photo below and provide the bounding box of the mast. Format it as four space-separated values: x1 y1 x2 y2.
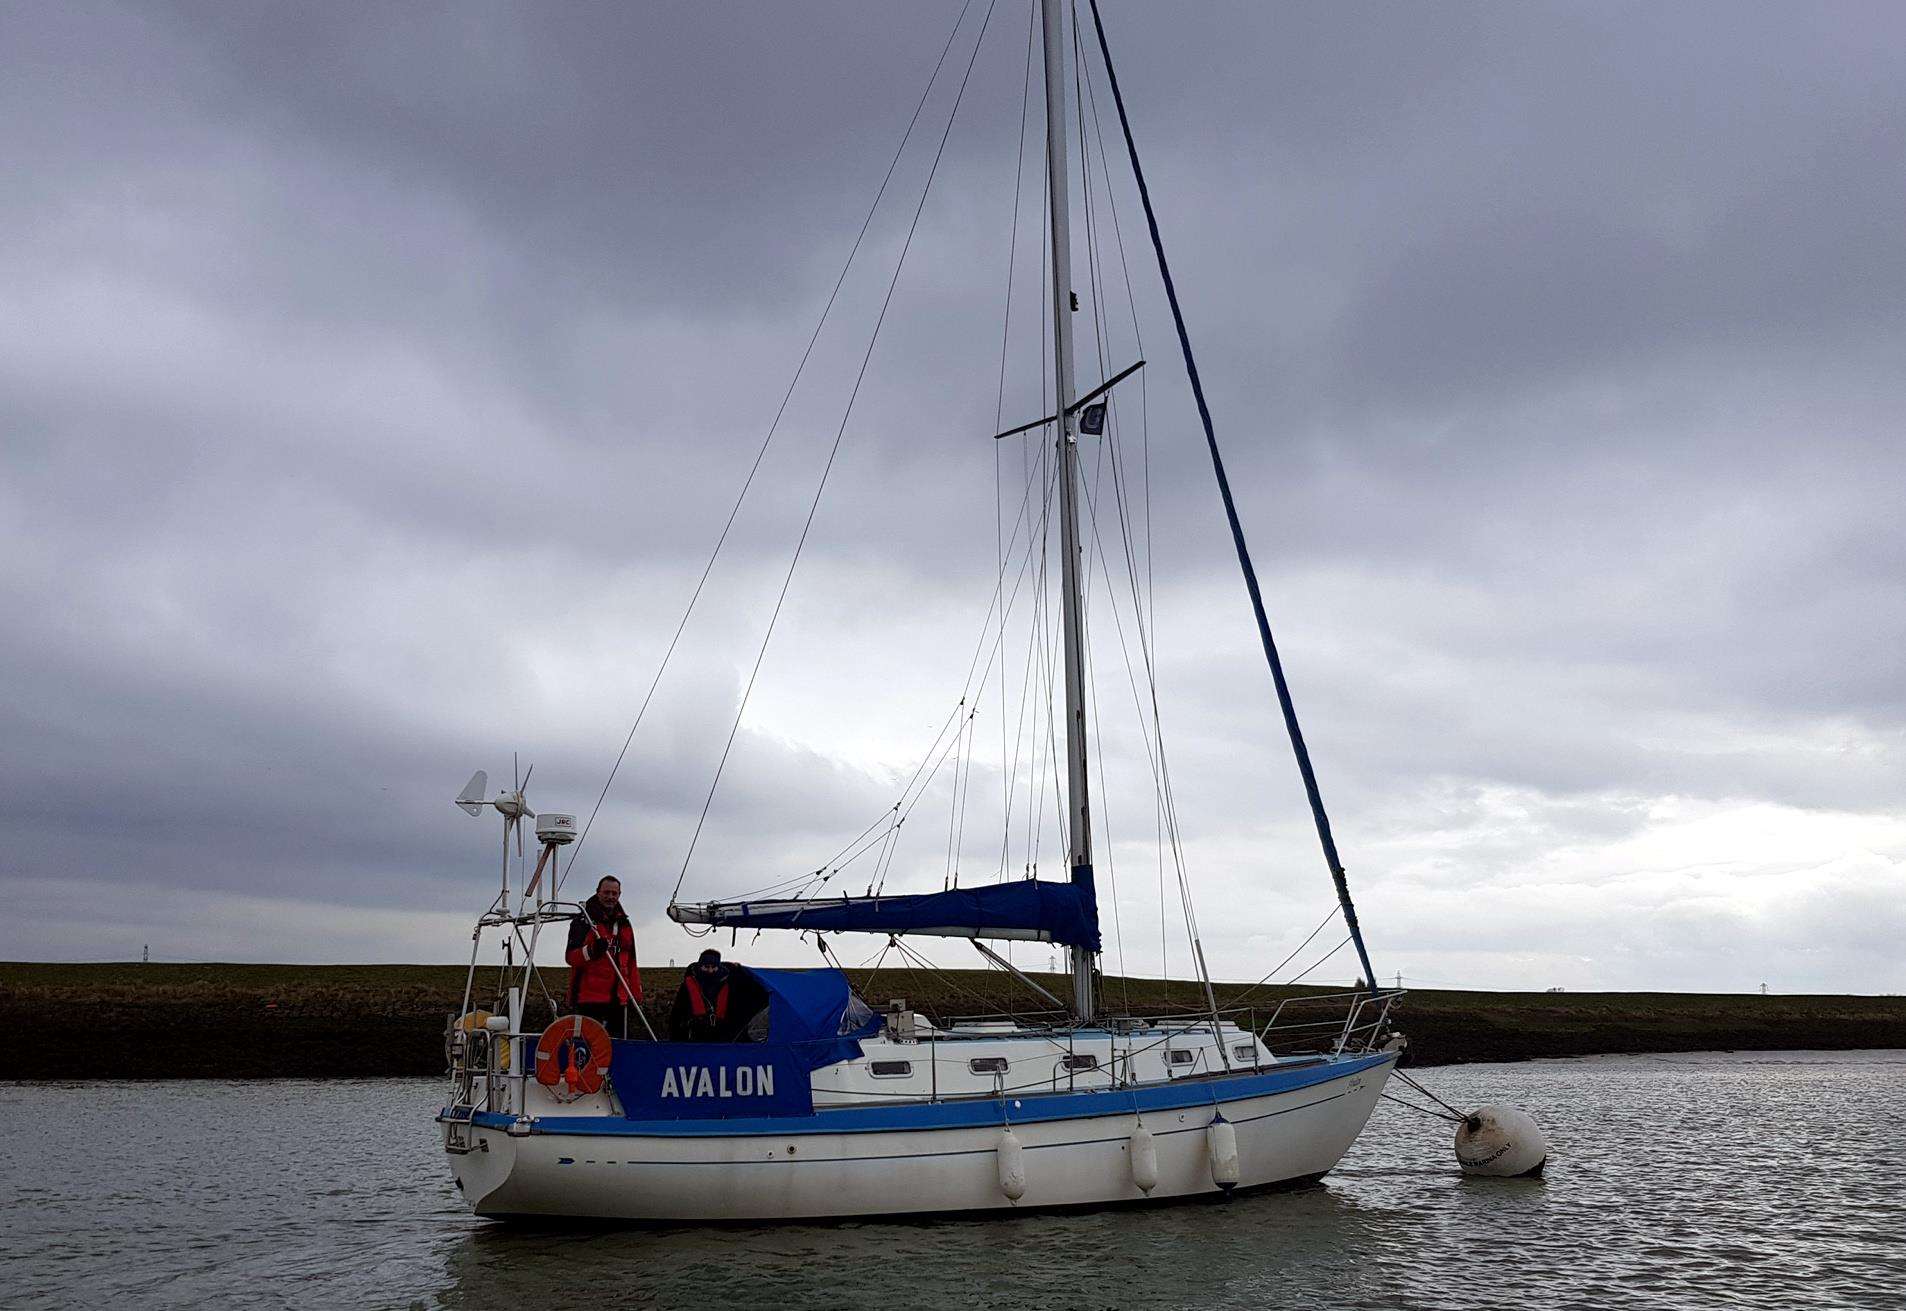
1041 0 1095 1022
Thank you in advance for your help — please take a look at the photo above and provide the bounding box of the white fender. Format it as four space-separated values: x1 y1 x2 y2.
997 1128 1027 1200
1128 1121 1159 1193
1455 1104 1548 1177
1205 1114 1240 1189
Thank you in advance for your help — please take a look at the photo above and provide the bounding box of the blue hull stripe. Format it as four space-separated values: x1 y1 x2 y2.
450 1051 1393 1139
526 1085 1364 1169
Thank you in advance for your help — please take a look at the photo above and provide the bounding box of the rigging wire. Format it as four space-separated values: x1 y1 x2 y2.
867 450 1059 895
769 276 1061 905
1073 21 1183 989
1286 935 1354 986
672 0 1004 901
994 0 1039 902
950 704 980 888
559 0 982 897
1082 609 1130 1011
1005 414 1063 888
844 5 1176 993
1067 29 1144 1011
891 935 1039 1025
1019 79 1057 912
1086 0 1381 993
1071 356 1206 1003
999 488 1049 884
1226 904 1343 1008
665 5 1342 1017
784 442 1054 908
810 443 1053 903
1074 26 1170 987
1070 10 1213 1001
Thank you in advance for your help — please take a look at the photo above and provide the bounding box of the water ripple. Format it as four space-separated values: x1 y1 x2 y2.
1 1053 1900 1308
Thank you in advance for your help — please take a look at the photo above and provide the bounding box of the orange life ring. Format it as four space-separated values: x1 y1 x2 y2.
533 1015 613 1100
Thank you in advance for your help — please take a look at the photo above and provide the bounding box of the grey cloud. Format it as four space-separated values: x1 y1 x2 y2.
3 3 1901 989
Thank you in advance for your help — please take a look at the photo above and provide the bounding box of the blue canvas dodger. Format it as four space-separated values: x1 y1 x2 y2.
607 966 879 1120
750 966 882 1071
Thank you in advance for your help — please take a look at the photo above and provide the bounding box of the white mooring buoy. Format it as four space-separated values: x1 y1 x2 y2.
1454 1104 1548 1177
997 1128 1027 1200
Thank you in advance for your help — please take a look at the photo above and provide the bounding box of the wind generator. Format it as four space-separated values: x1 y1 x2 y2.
455 757 531 907
453 757 579 1031
454 754 577 912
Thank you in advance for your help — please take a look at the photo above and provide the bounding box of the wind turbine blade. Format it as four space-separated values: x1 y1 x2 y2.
516 816 526 858
520 763 533 794
513 752 520 794
455 769 488 816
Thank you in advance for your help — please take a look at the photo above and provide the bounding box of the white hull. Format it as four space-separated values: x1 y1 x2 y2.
445 1053 1394 1222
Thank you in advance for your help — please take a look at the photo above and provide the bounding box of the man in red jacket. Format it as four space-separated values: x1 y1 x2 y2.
566 876 641 1037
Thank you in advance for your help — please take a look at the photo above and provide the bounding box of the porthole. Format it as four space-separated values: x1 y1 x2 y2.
1166 1049 1197 1067
968 1056 1009 1074
869 1060 913 1078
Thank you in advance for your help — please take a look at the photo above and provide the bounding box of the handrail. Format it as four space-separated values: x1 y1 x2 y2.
940 989 1397 1037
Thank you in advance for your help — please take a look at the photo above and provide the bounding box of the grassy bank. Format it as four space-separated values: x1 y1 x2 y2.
3 961 1902 1080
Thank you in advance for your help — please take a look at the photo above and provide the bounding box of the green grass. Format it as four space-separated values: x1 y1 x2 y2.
3 961 1901 1079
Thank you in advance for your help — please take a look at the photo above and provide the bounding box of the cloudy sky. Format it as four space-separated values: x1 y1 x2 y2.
5 1 1901 993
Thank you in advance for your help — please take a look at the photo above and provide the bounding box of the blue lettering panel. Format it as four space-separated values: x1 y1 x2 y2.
609 1041 814 1120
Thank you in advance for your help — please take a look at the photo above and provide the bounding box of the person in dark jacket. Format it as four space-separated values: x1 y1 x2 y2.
566 876 641 1037
670 949 749 1041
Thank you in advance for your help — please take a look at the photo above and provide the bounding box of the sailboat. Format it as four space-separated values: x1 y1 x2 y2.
439 0 1402 1223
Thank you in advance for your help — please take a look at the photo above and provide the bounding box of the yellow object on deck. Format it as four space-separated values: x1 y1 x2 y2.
454 1010 510 1072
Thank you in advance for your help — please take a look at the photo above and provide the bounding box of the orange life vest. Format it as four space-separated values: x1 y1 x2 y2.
683 972 730 1023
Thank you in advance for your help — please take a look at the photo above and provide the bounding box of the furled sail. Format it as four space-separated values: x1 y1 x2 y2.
668 877 1101 951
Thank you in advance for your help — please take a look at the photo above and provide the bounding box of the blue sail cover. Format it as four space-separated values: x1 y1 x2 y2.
680 879 1101 952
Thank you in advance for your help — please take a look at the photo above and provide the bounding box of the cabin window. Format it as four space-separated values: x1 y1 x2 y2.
1233 1044 1258 1063
1061 1054 1099 1071
1166 1049 1197 1067
968 1056 1010 1074
869 1060 913 1078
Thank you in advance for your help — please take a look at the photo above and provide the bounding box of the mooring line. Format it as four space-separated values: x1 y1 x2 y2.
1379 1091 1465 1124
1394 1068 1468 1120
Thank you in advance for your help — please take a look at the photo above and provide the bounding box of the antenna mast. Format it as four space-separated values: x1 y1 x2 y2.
1041 0 1095 1022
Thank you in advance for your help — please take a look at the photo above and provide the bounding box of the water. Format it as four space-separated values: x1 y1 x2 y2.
4 1052 1902 1309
